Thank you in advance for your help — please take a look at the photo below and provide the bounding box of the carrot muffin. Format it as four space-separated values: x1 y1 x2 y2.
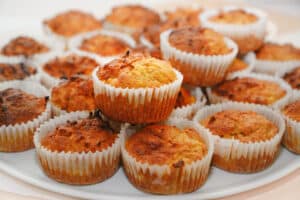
160 27 237 86
0 62 37 82
103 5 161 34
194 102 284 173
0 81 50 152
92 52 182 123
200 7 267 54
210 76 287 106
122 119 213 194
282 66 300 90
50 77 96 115
170 86 206 119
44 10 101 38
40 52 100 88
34 112 122 185
1 36 49 57
164 8 203 27
278 93 300 153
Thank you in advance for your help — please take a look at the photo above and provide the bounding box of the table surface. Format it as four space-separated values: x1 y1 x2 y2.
0 0 300 199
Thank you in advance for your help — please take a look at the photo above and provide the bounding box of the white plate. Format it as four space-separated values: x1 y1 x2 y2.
0 148 299 200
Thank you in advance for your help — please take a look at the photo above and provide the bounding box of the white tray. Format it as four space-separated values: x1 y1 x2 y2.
0 148 299 200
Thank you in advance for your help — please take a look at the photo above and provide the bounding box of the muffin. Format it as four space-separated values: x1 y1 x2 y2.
34 111 123 185
121 118 213 194
69 30 136 63
164 7 203 27
50 76 96 116
194 102 285 173
226 52 255 79
254 42 300 75
0 59 39 82
160 27 238 86
130 46 162 59
200 7 267 54
277 66 300 93
277 92 300 153
43 10 102 45
207 73 291 108
170 86 206 119
0 35 61 60
0 80 50 152
103 5 161 34
92 52 183 123
39 51 100 88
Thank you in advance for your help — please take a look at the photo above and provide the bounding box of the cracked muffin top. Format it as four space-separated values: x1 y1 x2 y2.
44 10 101 37
283 67 300 90
168 27 232 55
125 124 207 166
209 9 258 25
201 110 278 142
165 8 203 27
282 100 300 122
0 63 37 82
255 43 300 61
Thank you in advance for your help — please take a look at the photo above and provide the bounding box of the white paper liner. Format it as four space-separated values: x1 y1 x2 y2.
102 21 137 35
207 73 292 109
35 50 102 89
34 111 123 184
139 35 155 49
169 86 207 120
276 65 300 94
0 80 51 152
226 52 255 79
121 118 214 194
92 66 183 123
199 6 267 39
0 57 41 83
68 30 136 64
160 29 238 86
0 32 64 62
276 92 300 153
193 102 285 172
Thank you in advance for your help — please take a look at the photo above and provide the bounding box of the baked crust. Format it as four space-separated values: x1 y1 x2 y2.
41 117 118 153
226 58 248 74
51 77 96 112
175 87 196 108
43 54 99 78
0 88 47 126
201 110 278 142
131 46 162 59
256 43 300 61
97 53 176 88
212 77 286 105
44 10 101 37
125 125 207 166
165 8 203 27
0 63 37 82
210 9 257 24
168 27 232 55
283 67 300 89
79 34 129 56
105 5 160 29
1 36 49 57
283 100 300 122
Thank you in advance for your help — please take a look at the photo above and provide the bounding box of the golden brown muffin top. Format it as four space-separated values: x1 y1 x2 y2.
175 87 196 108
283 67 300 90
131 46 162 59
41 117 118 153
0 88 47 126
97 53 176 88
212 77 286 105
1 36 49 57
43 54 99 79
79 34 130 56
201 110 278 142
44 10 101 37
51 77 96 112
256 43 300 61
165 8 203 27
169 27 232 55
0 63 37 82
210 9 258 25
126 125 207 166
226 58 248 74
283 100 300 122
105 5 161 29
